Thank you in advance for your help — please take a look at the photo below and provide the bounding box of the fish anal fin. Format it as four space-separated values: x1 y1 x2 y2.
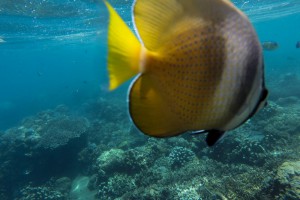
206 130 225 146
129 74 185 137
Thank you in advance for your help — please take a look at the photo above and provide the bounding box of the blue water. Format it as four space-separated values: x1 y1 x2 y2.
1 1 300 199
0 0 299 130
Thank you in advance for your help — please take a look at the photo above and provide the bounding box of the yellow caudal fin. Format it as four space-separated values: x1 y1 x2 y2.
133 0 242 51
103 0 142 90
129 74 186 137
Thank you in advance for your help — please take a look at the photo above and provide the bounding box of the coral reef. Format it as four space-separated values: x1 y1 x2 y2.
0 92 299 199
0 106 90 199
97 148 126 174
275 161 300 200
36 117 89 150
168 146 196 168
16 185 64 200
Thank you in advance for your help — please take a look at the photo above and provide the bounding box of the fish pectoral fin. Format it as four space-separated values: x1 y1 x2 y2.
206 130 225 146
103 0 142 90
129 74 185 137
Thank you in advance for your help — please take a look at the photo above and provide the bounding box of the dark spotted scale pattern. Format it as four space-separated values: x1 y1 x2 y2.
145 14 262 131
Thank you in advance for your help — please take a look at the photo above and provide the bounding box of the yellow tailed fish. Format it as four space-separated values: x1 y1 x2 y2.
103 0 268 146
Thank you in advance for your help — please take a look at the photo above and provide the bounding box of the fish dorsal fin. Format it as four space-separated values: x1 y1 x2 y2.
133 0 241 51
129 74 186 137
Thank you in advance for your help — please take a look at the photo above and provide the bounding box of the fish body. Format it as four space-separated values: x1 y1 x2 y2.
103 0 267 146
296 41 300 48
262 41 278 51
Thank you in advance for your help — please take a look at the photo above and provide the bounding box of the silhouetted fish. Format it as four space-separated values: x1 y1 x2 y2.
103 0 268 146
262 41 278 51
296 41 300 48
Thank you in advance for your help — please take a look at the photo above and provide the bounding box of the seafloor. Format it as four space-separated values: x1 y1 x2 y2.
0 73 300 200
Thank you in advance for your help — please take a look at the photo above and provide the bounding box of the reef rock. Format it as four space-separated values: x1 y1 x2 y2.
276 161 300 200
97 148 125 174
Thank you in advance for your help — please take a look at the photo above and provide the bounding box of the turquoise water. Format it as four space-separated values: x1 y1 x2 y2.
0 0 299 130
0 1 300 199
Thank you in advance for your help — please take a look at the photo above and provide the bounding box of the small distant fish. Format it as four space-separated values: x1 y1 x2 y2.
103 0 268 146
0 37 5 43
296 41 300 48
23 169 31 175
262 41 278 51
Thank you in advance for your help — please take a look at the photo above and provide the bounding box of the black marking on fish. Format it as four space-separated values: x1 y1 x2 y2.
236 62 268 128
229 40 260 119
248 88 268 119
247 59 268 117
